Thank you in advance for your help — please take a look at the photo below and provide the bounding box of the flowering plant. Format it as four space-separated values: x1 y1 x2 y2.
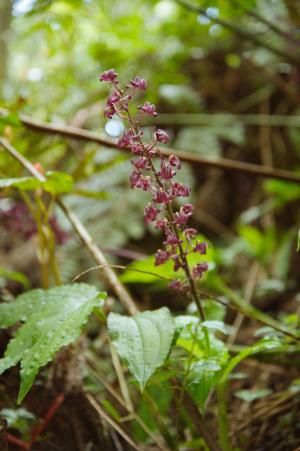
100 69 208 321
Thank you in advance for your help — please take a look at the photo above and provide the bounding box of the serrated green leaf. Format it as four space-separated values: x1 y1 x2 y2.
0 284 106 403
0 284 95 328
108 307 175 391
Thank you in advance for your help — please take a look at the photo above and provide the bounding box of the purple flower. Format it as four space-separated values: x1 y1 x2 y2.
144 143 156 157
184 228 197 239
170 182 190 198
159 161 175 180
169 154 181 169
155 249 170 266
163 232 182 246
168 279 184 291
130 170 141 188
138 101 157 116
129 76 147 90
153 129 169 143
107 91 121 106
118 131 135 148
192 262 208 280
153 189 170 204
194 242 207 255
104 105 115 119
136 175 151 191
155 218 169 230
174 211 188 227
130 143 143 155
132 157 150 170
144 204 159 223
181 204 194 216
99 69 118 83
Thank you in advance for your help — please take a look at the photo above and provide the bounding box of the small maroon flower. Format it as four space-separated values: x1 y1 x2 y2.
153 189 169 204
174 211 188 227
155 218 169 230
144 204 159 223
104 105 115 119
130 143 143 155
107 91 121 106
194 242 207 255
132 157 150 170
168 279 183 291
192 262 208 280
170 182 190 198
153 129 169 143
155 249 170 266
144 143 156 157
159 161 175 180
129 76 147 90
138 101 157 116
100 69 118 83
169 154 181 169
136 175 151 191
163 232 182 246
118 130 135 148
184 228 197 239
130 170 141 188
181 204 194 216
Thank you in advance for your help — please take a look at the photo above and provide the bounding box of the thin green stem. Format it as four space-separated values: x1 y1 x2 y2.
216 383 232 451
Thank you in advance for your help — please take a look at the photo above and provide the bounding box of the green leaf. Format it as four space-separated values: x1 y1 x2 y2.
188 359 223 411
201 320 229 334
108 307 175 391
0 172 73 194
0 284 106 403
234 388 272 402
120 238 214 285
297 229 300 252
0 177 41 191
0 267 30 289
218 338 283 387
43 171 74 194
0 111 21 126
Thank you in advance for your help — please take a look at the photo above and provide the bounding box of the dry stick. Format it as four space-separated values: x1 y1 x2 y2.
0 137 220 451
86 358 168 450
17 114 300 185
109 337 134 413
227 261 260 345
85 394 143 451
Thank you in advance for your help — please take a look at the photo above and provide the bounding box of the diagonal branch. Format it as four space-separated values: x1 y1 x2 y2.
16 113 300 184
